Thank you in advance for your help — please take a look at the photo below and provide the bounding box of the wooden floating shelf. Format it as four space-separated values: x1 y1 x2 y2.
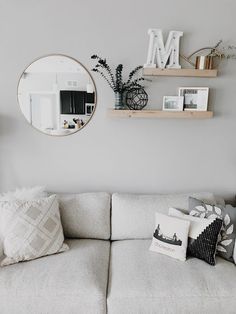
143 68 218 77
108 109 213 119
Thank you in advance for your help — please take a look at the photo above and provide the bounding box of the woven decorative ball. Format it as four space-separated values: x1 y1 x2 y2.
126 88 148 110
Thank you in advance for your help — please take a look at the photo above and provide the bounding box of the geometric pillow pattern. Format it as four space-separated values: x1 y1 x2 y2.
0 195 68 266
188 197 236 262
187 217 223 265
169 207 223 265
0 186 47 258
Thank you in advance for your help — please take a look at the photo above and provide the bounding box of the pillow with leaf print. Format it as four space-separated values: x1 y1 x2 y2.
188 197 236 262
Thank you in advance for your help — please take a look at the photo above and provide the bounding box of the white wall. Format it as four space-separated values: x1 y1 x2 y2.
0 0 235 200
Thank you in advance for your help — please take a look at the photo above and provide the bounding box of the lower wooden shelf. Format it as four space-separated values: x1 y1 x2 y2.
108 109 213 119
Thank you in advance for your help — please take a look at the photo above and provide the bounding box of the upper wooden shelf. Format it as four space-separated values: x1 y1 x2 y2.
143 68 218 77
108 109 213 119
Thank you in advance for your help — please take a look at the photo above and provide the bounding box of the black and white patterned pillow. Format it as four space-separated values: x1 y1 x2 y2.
188 197 236 262
169 207 223 265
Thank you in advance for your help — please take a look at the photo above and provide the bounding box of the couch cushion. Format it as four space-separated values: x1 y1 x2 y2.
111 192 217 240
0 239 110 314
58 192 110 239
107 240 236 314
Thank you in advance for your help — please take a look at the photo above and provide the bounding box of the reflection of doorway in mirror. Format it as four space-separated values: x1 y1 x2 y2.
30 94 58 131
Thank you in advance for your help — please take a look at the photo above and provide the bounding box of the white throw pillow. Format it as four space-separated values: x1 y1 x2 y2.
149 213 190 261
0 194 68 266
0 186 47 201
0 186 47 258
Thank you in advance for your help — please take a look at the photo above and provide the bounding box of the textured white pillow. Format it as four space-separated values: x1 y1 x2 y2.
0 195 68 266
0 186 47 201
149 213 190 261
0 186 47 258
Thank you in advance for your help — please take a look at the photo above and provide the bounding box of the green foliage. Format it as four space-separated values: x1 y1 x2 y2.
91 55 149 93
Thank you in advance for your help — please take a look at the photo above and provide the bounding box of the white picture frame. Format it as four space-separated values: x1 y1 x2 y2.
85 103 94 116
162 96 184 111
178 87 209 111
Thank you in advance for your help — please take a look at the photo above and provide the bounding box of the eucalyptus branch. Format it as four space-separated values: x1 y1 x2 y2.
126 65 143 85
115 64 123 92
91 55 149 94
91 55 115 88
125 82 143 90
99 59 116 88
124 77 145 90
92 68 114 90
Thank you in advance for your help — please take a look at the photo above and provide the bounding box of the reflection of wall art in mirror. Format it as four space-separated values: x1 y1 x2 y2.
17 55 97 136
85 104 95 115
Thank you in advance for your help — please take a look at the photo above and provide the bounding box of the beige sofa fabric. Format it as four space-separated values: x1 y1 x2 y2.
0 239 110 314
58 192 110 239
107 239 236 314
111 192 217 240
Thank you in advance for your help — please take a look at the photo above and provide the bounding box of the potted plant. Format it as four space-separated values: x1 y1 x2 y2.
91 55 148 109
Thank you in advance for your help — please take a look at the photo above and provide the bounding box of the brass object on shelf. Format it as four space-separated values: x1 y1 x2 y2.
195 55 214 69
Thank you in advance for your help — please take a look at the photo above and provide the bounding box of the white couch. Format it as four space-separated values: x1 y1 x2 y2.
0 192 236 314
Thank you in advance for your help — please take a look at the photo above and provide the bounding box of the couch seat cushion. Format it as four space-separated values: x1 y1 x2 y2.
0 239 110 314
107 239 236 314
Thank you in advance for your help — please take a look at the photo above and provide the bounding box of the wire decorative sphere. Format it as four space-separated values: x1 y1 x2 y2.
126 88 148 110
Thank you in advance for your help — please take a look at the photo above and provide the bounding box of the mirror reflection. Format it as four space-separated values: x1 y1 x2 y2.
17 55 96 136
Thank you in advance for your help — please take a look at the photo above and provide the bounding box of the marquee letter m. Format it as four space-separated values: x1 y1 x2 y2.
144 29 183 69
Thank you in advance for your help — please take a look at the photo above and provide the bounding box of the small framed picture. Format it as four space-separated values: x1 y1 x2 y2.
85 104 95 115
162 96 184 111
178 87 209 111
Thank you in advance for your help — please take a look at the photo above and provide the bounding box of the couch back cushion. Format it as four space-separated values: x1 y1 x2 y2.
58 192 110 239
111 192 218 240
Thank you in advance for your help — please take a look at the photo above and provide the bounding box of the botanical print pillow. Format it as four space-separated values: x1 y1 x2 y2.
188 197 236 262
149 213 190 262
0 195 68 266
169 207 223 265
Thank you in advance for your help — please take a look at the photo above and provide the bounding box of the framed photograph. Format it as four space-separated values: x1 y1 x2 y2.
178 87 209 111
85 104 95 115
162 96 184 111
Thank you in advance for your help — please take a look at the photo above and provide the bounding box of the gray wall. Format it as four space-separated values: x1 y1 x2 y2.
0 0 235 199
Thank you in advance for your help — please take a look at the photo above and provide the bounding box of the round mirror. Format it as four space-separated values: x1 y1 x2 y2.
17 55 96 136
